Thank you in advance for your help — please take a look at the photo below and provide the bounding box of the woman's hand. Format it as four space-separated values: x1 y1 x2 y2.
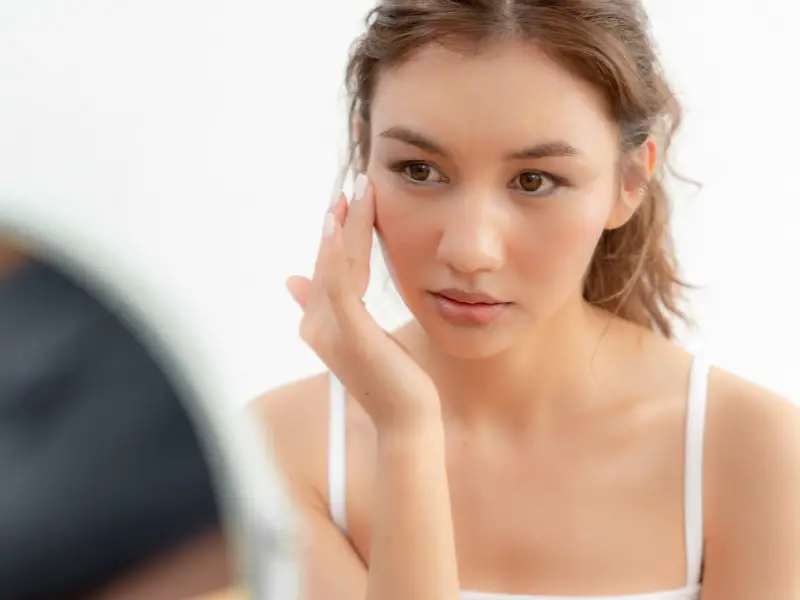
286 175 441 433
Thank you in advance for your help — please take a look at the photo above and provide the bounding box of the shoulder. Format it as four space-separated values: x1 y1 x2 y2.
704 366 800 544
250 372 336 507
705 366 800 490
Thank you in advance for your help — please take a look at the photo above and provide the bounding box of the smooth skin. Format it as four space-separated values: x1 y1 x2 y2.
256 41 800 600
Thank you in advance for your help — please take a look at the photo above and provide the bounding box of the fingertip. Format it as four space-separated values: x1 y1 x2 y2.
364 180 376 215
285 275 311 308
348 176 375 221
354 173 369 202
330 192 348 221
323 211 337 239
321 212 348 262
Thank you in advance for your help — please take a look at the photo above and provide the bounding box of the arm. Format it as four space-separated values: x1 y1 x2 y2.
366 422 458 600
257 383 459 600
701 375 800 599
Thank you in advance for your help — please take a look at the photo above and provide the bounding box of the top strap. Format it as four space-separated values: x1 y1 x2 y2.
684 354 710 585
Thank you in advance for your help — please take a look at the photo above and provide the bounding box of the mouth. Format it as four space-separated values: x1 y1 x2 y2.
428 289 512 326
432 288 508 305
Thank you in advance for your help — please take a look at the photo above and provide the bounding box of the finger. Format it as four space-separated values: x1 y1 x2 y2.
330 191 349 225
341 174 376 296
285 275 311 309
319 212 375 333
318 213 350 307
315 210 402 372
300 192 350 319
312 192 348 283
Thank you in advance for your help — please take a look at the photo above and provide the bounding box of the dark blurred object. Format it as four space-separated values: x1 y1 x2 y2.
0 242 228 599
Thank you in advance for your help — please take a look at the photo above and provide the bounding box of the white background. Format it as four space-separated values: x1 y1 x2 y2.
0 0 798 407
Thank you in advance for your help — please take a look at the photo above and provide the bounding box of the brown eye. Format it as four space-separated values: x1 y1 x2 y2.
519 172 544 192
405 163 433 182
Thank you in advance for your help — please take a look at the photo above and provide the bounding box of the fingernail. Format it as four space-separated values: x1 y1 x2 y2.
330 191 342 208
322 212 335 238
353 173 369 202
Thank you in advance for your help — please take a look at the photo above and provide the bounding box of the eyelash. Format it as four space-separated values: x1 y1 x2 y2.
387 160 570 196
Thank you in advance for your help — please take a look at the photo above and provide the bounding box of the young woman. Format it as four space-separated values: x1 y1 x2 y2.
257 1 800 599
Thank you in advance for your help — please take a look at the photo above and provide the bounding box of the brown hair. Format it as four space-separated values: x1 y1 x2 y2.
344 0 691 339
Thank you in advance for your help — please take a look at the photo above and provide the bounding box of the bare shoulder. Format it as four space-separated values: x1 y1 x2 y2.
702 365 800 594
705 366 800 493
253 372 331 438
251 376 371 598
250 373 333 506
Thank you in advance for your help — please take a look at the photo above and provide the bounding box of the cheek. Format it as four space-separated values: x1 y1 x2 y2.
371 176 432 279
517 201 609 286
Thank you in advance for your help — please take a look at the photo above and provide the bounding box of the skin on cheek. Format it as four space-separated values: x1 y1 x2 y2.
370 177 394 242
521 201 608 293
366 167 397 235
369 175 419 289
370 168 433 241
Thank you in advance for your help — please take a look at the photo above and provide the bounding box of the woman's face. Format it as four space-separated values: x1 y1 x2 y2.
366 41 643 359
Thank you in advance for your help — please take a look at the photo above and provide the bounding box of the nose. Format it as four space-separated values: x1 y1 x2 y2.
436 195 506 275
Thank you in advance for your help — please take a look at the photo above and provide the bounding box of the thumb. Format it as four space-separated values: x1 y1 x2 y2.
285 276 311 309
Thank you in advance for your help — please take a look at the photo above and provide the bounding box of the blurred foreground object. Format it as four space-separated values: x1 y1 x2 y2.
0 239 228 599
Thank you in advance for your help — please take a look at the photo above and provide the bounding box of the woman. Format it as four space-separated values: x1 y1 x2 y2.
257 1 800 599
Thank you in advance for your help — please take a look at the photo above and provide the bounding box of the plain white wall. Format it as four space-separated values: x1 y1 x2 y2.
0 0 799 407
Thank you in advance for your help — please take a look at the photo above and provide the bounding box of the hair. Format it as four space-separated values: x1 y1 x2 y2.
343 0 692 339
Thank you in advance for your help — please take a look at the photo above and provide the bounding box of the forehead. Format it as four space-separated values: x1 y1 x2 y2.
370 41 618 157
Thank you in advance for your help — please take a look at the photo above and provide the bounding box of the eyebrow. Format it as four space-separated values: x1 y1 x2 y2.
378 126 583 160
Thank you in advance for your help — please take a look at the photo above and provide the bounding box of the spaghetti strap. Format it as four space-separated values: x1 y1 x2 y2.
683 355 710 585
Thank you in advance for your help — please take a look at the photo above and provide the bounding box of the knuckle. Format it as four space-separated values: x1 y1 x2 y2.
345 253 358 273
324 276 346 305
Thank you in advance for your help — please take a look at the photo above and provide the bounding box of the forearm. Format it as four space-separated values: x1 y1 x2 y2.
366 421 460 600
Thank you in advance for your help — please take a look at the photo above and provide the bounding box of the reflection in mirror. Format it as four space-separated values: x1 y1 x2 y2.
0 235 233 600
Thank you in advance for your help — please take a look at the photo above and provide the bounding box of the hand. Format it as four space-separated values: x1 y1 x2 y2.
286 175 441 432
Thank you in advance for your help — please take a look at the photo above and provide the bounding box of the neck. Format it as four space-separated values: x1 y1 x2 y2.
408 300 626 431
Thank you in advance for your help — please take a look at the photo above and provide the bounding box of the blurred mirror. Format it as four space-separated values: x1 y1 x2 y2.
0 2 305 598
0 232 229 600
0 227 298 600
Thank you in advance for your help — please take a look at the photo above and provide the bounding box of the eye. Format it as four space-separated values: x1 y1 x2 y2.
407 163 433 181
514 171 560 195
519 172 545 192
390 161 447 185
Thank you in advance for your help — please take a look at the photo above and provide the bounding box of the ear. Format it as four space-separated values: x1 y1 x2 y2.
605 138 657 230
352 115 363 140
352 115 368 172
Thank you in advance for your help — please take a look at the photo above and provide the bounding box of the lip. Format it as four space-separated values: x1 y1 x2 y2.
434 288 505 304
429 290 511 326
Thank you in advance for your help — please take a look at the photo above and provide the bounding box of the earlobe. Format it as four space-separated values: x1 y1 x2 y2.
605 189 642 230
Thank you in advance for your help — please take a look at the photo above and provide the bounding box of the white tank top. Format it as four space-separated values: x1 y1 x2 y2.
327 356 709 600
